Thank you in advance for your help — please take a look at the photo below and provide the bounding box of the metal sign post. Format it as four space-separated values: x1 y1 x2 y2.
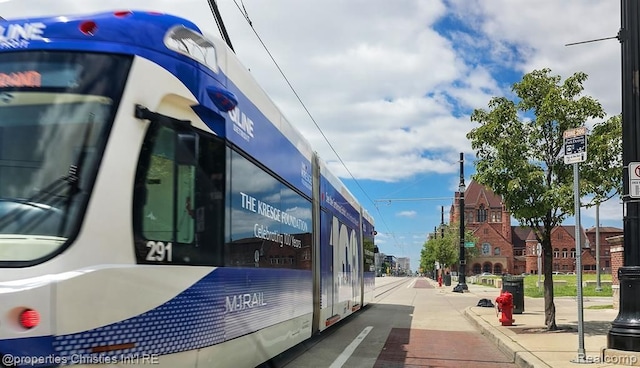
537 243 542 291
564 127 588 364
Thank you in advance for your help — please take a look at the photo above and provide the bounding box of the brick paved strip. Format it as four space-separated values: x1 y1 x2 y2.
374 328 515 368
413 279 434 288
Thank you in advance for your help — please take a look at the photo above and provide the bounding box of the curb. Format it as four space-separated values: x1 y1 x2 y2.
463 306 551 368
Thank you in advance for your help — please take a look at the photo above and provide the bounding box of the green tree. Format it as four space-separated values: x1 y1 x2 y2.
467 68 621 330
420 222 477 274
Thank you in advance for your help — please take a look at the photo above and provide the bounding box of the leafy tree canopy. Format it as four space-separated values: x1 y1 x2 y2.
467 68 620 228
420 222 477 273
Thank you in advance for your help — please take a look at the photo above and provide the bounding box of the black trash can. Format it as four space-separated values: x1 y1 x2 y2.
502 276 524 314
444 272 452 286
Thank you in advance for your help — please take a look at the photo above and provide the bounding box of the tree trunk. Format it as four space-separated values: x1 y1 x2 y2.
544 288 557 330
543 241 557 330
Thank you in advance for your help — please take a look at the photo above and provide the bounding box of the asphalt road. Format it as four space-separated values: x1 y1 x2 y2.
264 276 517 368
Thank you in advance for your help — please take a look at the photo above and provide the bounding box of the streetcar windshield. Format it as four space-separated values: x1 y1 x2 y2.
0 51 132 263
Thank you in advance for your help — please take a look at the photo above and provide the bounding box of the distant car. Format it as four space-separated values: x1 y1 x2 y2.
566 272 576 275
480 272 493 276
521 272 531 276
552 271 565 275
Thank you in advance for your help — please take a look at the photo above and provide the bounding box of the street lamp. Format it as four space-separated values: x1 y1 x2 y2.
453 152 468 293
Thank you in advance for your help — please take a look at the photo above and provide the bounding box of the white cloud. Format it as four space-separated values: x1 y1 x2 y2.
396 210 418 218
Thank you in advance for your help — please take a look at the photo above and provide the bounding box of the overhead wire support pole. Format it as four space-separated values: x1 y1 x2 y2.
607 0 640 353
453 152 467 293
207 0 234 52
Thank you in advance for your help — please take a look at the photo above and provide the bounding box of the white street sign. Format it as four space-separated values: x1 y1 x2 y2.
563 127 587 164
629 162 640 198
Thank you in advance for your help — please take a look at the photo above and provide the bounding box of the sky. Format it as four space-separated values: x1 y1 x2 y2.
0 0 624 272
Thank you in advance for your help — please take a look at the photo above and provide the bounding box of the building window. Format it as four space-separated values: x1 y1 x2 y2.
482 243 491 255
494 247 501 255
554 248 560 258
473 264 481 274
558 232 563 240
570 248 576 258
467 211 474 223
477 205 487 222
483 262 492 273
562 248 568 258
553 263 559 271
491 211 502 222
494 264 502 274
484 228 488 234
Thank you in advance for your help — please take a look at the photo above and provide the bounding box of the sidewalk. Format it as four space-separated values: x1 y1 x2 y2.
431 278 639 368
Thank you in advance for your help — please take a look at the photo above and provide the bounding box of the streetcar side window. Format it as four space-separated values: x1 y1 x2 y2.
133 119 228 266
133 123 198 265
227 150 312 270
141 126 195 243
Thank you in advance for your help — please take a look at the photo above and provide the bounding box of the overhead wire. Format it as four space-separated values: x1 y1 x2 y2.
229 2 374 201
228 1 429 251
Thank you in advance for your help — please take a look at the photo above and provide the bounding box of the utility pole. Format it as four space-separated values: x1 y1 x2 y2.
608 0 640 352
453 153 468 293
441 206 445 239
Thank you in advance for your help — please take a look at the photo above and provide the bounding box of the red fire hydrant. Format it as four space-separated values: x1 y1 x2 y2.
495 290 514 326
438 275 443 287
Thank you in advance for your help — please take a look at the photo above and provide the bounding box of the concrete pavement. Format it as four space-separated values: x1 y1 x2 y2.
427 277 640 367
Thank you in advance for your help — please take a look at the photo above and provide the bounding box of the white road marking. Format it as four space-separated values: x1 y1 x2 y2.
329 326 373 368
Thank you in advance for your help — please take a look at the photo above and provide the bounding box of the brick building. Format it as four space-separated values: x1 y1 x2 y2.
449 180 622 275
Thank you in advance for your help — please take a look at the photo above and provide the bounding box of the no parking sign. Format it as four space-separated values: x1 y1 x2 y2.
629 162 640 198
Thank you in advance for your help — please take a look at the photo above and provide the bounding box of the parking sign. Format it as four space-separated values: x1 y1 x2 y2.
563 127 587 164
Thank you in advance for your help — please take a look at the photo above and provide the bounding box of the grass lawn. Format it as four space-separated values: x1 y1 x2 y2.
522 274 613 298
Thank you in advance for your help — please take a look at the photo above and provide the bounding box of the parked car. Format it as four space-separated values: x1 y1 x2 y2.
552 271 565 275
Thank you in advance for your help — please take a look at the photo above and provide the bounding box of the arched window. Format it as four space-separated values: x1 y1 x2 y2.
483 262 492 273
493 263 503 275
562 248 568 258
494 247 501 255
570 248 576 258
482 243 491 255
553 248 560 258
473 263 481 275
